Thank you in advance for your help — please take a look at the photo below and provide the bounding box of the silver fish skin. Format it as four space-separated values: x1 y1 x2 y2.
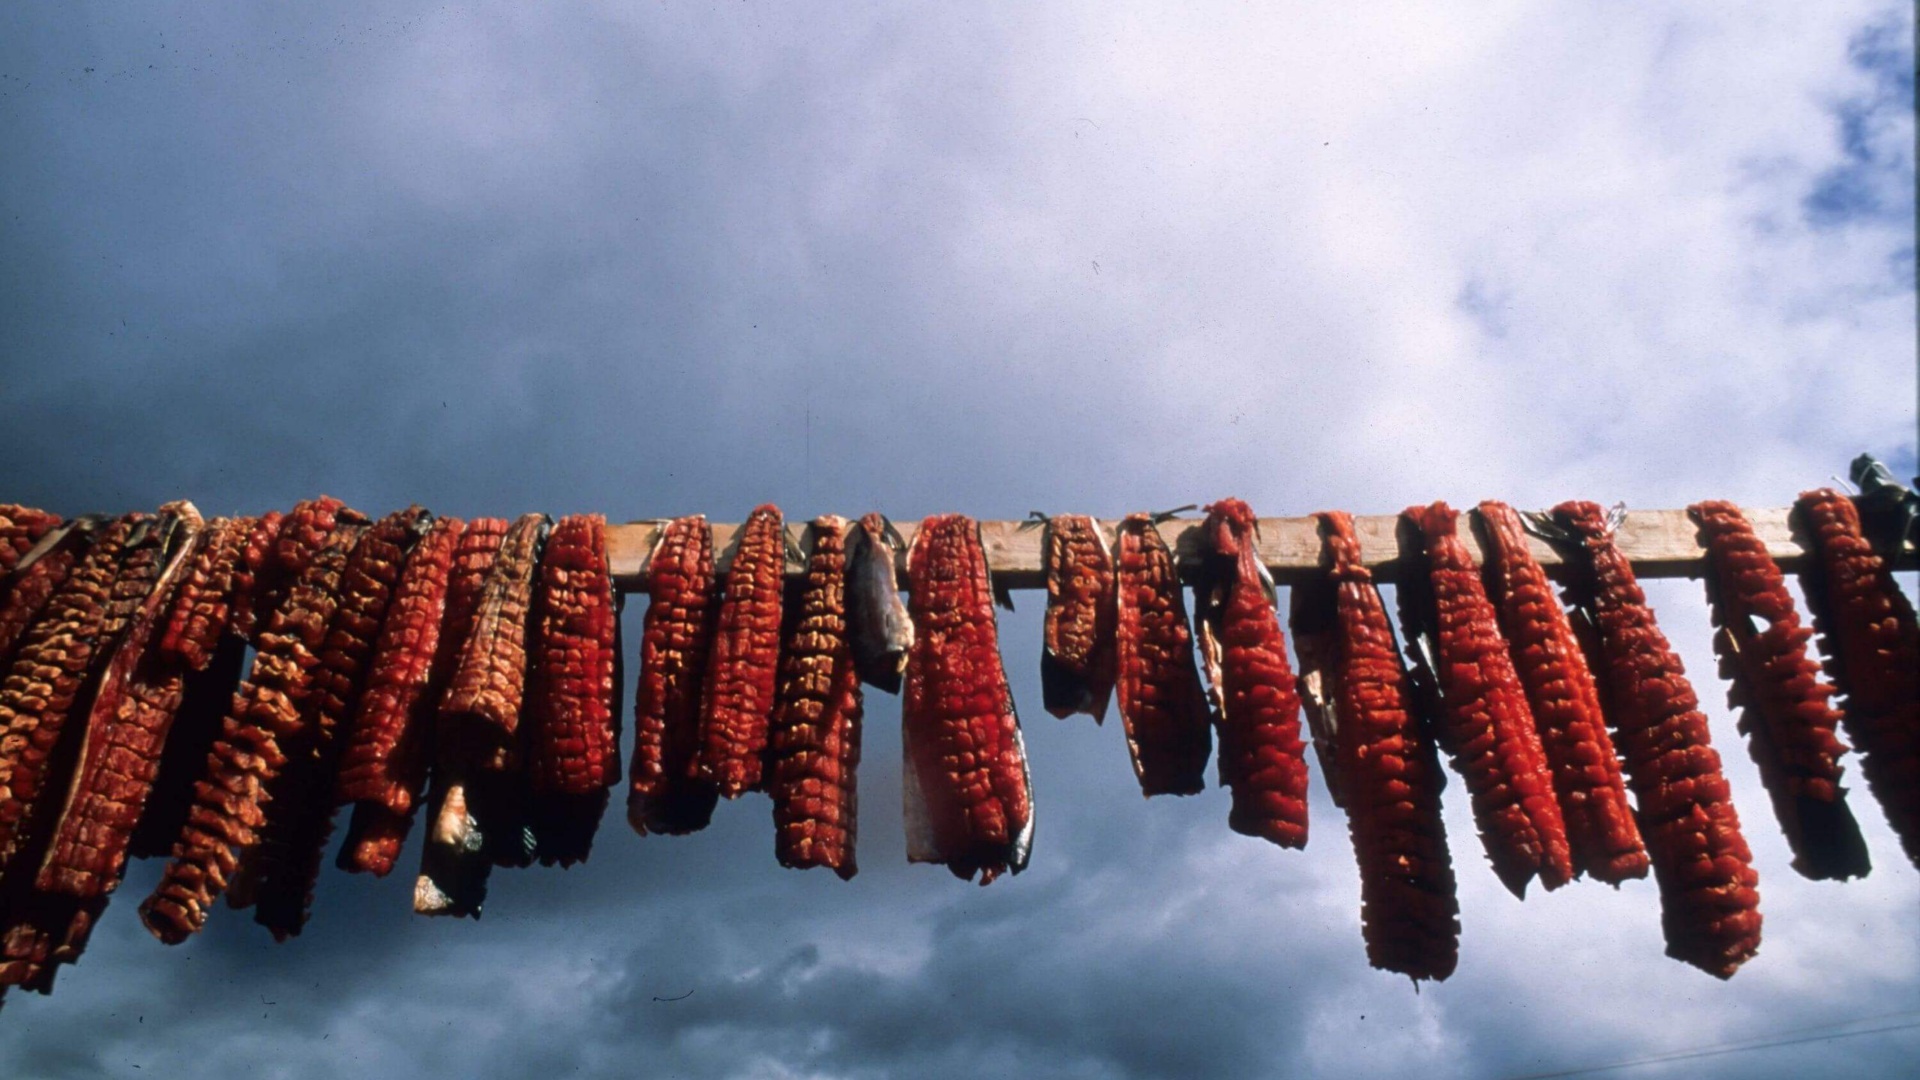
847 514 911 695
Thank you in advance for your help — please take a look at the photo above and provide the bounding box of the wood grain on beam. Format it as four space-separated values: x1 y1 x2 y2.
606 506 1890 591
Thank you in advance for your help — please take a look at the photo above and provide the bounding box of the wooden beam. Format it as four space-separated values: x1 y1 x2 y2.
607 506 1913 592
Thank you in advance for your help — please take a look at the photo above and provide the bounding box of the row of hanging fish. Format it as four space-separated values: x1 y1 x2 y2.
0 467 1913 1005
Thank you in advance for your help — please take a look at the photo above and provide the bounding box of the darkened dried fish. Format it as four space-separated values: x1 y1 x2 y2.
1112 513 1212 796
846 514 912 695
158 516 255 672
0 506 196 990
525 514 621 867
1039 514 1117 722
693 505 785 797
412 517 510 916
0 507 63 579
766 516 864 879
37 510 207 899
244 507 430 938
333 517 464 875
440 514 550 773
0 516 148 872
626 517 721 837
139 517 367 944
226 511 286 642
0 519 100 674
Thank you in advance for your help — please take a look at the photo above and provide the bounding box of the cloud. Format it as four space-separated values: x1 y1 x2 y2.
1 3 1915 1078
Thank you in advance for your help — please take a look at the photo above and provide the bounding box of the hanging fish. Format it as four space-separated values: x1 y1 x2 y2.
410 517 512 911
334 517 464 877
128 636 246 862
0 518 102 674
245 507 431 938
140 508 370 944
846 513 912 694
1691 499 1869 881
1400 502 1571 897
1111 512 1212 797
625 516 721 837
1476 500 1647 884
1794 488 1919 870
0 515 152 876
157 516 255 673
1552 500 1761 979
2 507 203 991
766 516 864 879
692 505 786 797
0 506 63 581
1038 513 1118 722
1196 499 1309 849
225 511 286 642
525 514 622 867
901 515 1033 884
1299 511 1459 983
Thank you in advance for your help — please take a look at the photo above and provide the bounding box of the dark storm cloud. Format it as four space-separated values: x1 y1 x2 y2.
2 3 1917 1079
0 2 1135 524
2 4 786 517
581 904 1315 1080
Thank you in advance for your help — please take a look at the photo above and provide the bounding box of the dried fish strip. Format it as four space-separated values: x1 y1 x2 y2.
767 516 863 879
0 519 98 673
1554 501 1761 979
526 514 620 866
626 516 721 836
0 508 194 989
1401 502 1572 897
846 513 912 694
127 636 245 860
157 516 255 672
245 497 353 645
0 506 62 579
337 806 415 879
1197 499 1309 848
226 511 285 641
1303 511 1459 982
336 519 465 810
1040 514 1117 722
36 510 206 898
246 508 429 938
0 512 204 989
0 516 146 870
1692 500 1870 880
901 514 1033 885
1794 489 1920 868
1112 513 1212 796
1475 501 1647 884
332 517 462 875
410 517 508 914
138 519 366 944
440 513 550 774
693 504 785 797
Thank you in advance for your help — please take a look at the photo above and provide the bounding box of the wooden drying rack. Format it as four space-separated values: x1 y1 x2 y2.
603 506 1905 591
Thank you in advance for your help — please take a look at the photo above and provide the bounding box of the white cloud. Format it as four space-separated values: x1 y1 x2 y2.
0 3 1913 1077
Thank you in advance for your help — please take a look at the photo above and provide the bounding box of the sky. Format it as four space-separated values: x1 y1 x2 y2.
1 3 1916 1077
